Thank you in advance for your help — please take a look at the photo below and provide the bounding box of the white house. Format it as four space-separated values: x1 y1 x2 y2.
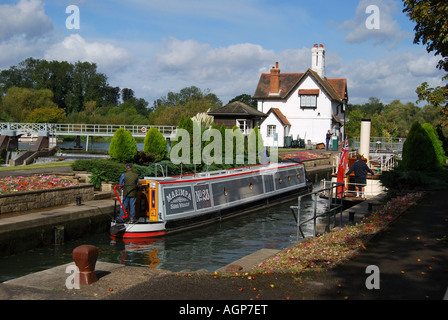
254 44 348 148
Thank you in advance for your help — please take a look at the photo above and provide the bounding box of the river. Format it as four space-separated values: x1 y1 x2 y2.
0 190 328 283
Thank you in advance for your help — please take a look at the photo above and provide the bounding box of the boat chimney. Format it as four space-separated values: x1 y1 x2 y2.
359 119 371 164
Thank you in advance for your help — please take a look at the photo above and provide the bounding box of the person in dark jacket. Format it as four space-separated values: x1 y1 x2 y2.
325 130 333 150
118 163 139 223
345 155 374 198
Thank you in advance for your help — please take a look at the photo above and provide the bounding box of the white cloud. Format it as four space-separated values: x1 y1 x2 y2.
44 34 133 73
330 50 446 104
119 37 445 106
0 0 53 41
338 0 410 47
124 38 285 103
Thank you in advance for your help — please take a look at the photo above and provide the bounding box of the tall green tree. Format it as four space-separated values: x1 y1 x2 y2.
0 58 124 116
109 128 138 163
2 87 58 122
422 123 446 166
403 0 448 125
401 121 439 171
150 86 222 125
143 127 168 160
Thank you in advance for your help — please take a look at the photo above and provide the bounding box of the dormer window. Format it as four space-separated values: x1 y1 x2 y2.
299 89 319 109
300 95 317 108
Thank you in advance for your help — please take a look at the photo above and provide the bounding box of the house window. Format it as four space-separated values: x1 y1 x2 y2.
300 95 317 108
236 119 252 134
267 125 276 137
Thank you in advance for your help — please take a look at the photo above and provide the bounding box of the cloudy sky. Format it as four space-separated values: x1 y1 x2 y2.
0 0 445 106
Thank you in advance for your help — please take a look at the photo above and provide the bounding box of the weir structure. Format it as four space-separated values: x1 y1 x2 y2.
0 122 178 165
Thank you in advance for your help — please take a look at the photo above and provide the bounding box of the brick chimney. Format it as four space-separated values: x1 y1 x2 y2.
269 62 280 95
311 44 325 78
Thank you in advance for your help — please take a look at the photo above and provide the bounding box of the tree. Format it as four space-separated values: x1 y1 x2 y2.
121 88 135 102
143 127 168 160
2 87 58 122
403 0 448 126
403 0 448 73
109 128 138 163
228 94 258 109
401 121 439 171
25 107 66 123
171 115 194 164
150 86 222 125
248 126 264 164
422 123 446 166
0 58 124 116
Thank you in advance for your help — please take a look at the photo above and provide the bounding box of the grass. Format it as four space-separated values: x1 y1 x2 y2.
0 161 74 173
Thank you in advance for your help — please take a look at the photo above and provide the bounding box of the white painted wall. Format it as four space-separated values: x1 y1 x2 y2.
257 74 344 146
259 113 289 147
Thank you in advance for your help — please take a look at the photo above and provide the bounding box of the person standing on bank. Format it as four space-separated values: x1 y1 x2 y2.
345 155 374 199
326 130 333 150
119 163 139 223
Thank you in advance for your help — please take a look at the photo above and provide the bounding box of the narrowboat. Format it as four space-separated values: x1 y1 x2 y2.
110 160 312 239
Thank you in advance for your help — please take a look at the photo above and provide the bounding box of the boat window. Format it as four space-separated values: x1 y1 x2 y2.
224 188 228 196
278 177 282 184
249 182 253 190
297 173 300 180
288 176 291 181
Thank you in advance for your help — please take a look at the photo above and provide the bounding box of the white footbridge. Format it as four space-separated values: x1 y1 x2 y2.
0 122 177 138
0 122 177 151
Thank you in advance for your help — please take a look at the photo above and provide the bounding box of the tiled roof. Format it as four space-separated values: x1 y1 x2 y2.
253 69 348 102
326 78 348 101
267 108 291 126
208 101 267 117
253 73 304 100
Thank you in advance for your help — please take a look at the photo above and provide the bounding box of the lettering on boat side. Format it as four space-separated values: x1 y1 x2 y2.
179 304 268 317
164 187 194 214
194 184 212 209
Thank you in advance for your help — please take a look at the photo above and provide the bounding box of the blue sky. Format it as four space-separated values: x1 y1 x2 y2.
0 0 445 106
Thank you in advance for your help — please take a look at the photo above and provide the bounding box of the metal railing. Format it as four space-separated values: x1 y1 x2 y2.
290 182 344 240
320 179 385 200
0 122 178 138
351 136 406 153
332 151 396 175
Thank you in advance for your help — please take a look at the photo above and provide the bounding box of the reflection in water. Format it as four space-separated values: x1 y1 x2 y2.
0 194 329 282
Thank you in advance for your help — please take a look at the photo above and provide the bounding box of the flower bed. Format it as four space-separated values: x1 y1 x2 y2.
0 175 95 215
280 151 326 161
0 174 78 194
252 192 424 273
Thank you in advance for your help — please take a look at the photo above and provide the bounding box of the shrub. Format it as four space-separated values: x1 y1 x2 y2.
71 159 126 183
401 121 439 171
109 128 138 162
143 127 168 160
422 123 446 167
89 168 107 189
248 126 264 164
379 168 448 199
